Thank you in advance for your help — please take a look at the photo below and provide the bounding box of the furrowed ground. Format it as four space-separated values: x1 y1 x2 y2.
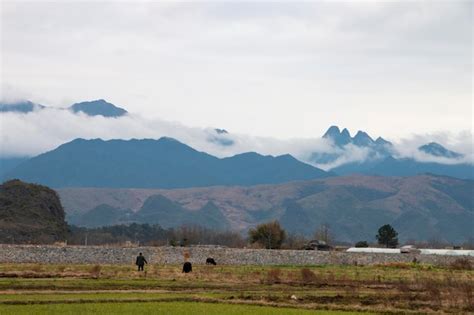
0 261 472 314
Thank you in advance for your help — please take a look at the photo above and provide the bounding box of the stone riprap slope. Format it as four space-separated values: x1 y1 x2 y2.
0 245 472 266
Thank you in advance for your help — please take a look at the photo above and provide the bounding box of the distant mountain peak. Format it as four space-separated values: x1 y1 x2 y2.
375 137 392 146
322 126 392 149
323 126 340 138
214 128 229 134
354 130 370 137
158 136 181 143
0 100 45 113
352 131 374 147
69 99 128 117
341 128 350 138
323 125 351 146
418 142 463 159
208 128 234 146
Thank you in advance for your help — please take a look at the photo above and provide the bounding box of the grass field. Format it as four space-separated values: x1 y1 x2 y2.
0 262 472 314
0 301 363 315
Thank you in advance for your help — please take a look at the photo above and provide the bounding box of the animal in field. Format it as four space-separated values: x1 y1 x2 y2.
182 262 192 273
206 257 217 265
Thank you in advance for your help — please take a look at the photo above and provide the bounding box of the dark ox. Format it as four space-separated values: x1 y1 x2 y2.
206 258 217 265
182 262 192 273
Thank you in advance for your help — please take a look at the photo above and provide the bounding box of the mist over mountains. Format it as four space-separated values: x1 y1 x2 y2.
314 126 473 180
0 99 127 117
1 98 473 183
1 98 473 244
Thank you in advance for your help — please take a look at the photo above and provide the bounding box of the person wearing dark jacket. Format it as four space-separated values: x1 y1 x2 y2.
135 252 148 271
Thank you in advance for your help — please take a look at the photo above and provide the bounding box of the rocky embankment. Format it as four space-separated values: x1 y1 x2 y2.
0 245 472 266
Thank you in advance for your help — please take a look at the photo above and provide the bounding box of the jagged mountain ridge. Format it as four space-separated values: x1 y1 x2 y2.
315 126 472 179
322 125 392 149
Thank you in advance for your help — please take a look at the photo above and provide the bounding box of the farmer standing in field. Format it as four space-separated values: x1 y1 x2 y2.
135 252 148 271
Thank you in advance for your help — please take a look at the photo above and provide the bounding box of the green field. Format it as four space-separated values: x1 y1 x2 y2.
0 262 472 314
0 301 363 315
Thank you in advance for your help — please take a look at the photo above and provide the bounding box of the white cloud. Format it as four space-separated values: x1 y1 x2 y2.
1 1 471 139
0 108 332 159
391 131 474 165
1 109 472 169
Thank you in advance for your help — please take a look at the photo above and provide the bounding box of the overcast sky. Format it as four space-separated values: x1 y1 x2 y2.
1 0 472 140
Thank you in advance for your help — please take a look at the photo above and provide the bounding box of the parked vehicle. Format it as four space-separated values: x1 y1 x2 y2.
400 245 421 254
303 240 332 251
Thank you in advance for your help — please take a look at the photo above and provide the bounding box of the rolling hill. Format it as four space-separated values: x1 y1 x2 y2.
59 174 474 243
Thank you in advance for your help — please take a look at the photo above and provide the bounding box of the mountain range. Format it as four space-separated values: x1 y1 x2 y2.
3 137 331 188
0 99 127 117
1 99 472 182
2 98 473 244
314 126 472 180
60 174 474 243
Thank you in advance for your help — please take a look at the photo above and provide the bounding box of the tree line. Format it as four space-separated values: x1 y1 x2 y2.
67 224 246 248
66 221 412 249
248 221 400 249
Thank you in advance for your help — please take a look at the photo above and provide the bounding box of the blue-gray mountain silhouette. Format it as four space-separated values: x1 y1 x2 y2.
419 142 463 159
5 137 331 188
313 126 393 164
69 99 127 117
208 129 234 146
0 157 28 180
322 126 392 149
366 156 473 178
315 126 472 179
0 101 45 113
1 99 127 117
323 126 352 147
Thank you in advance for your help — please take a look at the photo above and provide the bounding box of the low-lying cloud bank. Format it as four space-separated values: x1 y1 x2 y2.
1 108 472 169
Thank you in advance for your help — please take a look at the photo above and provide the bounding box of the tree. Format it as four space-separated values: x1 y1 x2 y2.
376 224 398 248
313 223 333 244
248 220 286 249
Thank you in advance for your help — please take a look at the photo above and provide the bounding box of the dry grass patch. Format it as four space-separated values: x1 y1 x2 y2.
449 258 472 270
